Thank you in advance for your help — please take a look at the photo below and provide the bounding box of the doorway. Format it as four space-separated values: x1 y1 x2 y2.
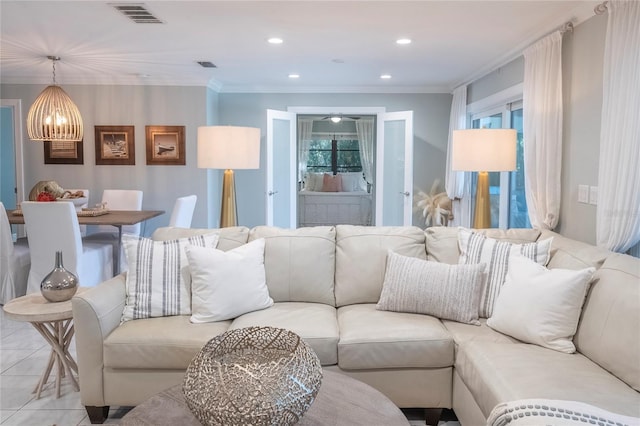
266 107 413 228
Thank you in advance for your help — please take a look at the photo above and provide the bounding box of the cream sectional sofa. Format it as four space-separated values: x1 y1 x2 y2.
71 225 640 424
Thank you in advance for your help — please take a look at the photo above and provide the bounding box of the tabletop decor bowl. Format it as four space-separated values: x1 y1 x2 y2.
56 197 88 210
183 326 322 426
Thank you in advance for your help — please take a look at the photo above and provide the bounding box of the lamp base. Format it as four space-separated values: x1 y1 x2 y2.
473 171 491 229
220 169 237 228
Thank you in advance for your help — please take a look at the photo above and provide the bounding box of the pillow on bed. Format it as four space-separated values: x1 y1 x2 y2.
340 172 366 192
304 173 324 191
322 173 343 192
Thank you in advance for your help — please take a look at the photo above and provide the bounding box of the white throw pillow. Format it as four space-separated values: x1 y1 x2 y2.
487 255 595 353
376 251 487 325
304 172 324 192
121 233 219 322
339 172 366 192
188 238 274 323
458 227 552 318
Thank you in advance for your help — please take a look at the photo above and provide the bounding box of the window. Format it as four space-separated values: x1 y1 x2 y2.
470 101 530 229
306 136 362 174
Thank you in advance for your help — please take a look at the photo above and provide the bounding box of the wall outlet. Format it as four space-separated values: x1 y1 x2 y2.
589 186 598 205
578 185 589 203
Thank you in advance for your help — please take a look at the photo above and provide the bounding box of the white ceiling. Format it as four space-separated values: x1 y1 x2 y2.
0 1 600 93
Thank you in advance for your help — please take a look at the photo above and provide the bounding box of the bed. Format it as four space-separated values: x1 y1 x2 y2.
298 190 372 227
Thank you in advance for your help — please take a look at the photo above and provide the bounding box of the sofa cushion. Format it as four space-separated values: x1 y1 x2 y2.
249 226 336 306
540 229 611 270
442 319 518 356
151 226 249 252
121 233 219 322
487 255 595 353
458 228 552 318
337 304 453 370
335 225 426 306
574 253 640 392
456 341 640 418
104 316 231 369
425 227 541 265
377 251 486 325
228 302 339 366
187 239 273 323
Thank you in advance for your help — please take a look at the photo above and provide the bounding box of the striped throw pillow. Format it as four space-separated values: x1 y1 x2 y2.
458 228 552 318
377 251 487 324
121 233 219 322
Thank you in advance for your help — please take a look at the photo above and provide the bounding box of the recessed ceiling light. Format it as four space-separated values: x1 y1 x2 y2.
288 74 300 79
268 37 283 44
396 38 412 45
380 74 392 79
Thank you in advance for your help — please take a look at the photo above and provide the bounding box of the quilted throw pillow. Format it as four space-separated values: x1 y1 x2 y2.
376 251 487 325
458 227 552 318
121 233 219 322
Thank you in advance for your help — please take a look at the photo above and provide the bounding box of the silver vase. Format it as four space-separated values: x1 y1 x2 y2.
41 251 78 302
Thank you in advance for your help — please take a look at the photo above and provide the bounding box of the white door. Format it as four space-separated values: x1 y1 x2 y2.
266 109 296 228
375 111 413 226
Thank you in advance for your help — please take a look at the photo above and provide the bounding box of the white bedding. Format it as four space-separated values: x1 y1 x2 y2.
298 190 372 226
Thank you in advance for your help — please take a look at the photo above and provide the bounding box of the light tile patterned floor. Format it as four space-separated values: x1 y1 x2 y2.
1 309 460 426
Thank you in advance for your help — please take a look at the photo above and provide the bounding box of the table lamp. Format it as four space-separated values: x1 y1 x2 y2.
197 126 260 227
451 129 516 228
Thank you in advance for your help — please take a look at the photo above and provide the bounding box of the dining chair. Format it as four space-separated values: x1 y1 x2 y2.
62 188 90 235
168 195 197 228
84 189 143 273
21 201 113 294
0 202 30 304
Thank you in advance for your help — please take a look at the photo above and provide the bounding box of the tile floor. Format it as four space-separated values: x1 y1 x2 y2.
1 309 459 426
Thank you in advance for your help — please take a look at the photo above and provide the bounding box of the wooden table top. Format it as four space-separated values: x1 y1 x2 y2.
8 209 164 226
2 288 88 323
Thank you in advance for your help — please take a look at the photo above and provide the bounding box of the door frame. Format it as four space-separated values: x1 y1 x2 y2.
0 99 25 207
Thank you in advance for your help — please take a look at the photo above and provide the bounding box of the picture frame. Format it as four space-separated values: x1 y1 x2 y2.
95 125 135 165
44 139 84 164
145 125 185 165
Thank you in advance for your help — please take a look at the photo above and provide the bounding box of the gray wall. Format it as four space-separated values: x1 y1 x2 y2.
1 85 450 232
557 14 607 244
466 13 608 244
0 84 213 235
218 93 452 228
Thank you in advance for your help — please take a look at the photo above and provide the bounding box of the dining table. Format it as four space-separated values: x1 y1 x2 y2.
8 209 164 275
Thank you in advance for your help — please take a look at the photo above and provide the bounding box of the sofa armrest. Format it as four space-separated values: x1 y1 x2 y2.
71 274 126 407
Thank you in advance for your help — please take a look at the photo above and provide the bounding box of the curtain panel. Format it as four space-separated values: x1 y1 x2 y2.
523 31 563 230
356 118 375 185
596 0 640 252
297 118 314 183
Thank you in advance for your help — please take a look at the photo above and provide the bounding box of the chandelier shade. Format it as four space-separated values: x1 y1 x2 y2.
27 85 84 142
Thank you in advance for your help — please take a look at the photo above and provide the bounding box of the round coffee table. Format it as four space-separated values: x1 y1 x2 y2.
120 369 409 425
2 289 86 399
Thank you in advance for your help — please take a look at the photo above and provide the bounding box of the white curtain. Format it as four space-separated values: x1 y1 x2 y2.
523 31 563 230
297 118 314 183
356 118 375 184
596 0 640 252
445 85 467 226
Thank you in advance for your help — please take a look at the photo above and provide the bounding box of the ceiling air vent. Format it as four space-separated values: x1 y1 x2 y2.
110 3 163 24
197 61 217 68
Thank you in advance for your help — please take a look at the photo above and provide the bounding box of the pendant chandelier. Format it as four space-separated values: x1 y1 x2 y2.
27 56 83 142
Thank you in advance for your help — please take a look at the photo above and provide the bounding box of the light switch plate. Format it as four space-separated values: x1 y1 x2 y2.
578 185 589 203
589 186 598 205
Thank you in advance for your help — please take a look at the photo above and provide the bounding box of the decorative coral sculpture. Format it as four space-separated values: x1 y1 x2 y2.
414 179 453 227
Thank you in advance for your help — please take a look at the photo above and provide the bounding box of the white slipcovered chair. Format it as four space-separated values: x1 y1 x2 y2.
0 202 30 304
21 201 113 293
168 194 197 228
85 189 143 273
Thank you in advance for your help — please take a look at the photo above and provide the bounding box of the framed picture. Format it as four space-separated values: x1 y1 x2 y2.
44 139 84 164
95 126 135 165
145 125 185 165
